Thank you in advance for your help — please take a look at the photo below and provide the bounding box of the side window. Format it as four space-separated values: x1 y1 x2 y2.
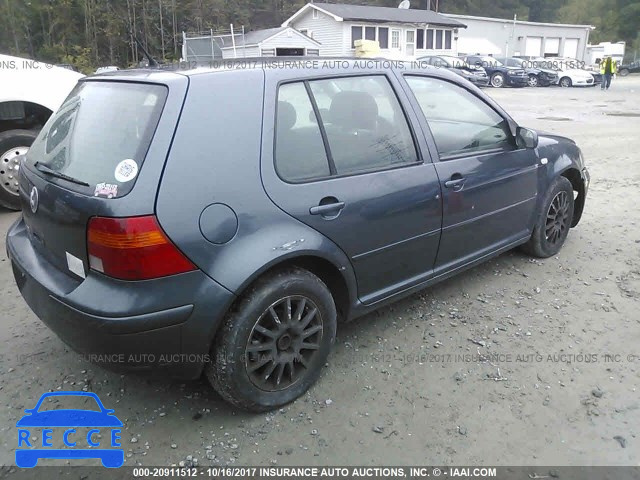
275 83 331 182
405 76 514 158
308 76 418 176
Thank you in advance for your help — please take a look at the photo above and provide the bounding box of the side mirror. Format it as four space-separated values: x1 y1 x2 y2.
516 126 538 149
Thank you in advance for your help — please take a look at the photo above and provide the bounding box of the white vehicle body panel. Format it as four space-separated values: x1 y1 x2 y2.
558 68 594 86
0 54 83 114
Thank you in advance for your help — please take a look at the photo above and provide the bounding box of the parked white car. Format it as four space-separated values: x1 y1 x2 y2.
532 57 595 87
0 54 82 209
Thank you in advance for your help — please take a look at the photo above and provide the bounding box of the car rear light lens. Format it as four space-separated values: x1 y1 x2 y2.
87 215 196 280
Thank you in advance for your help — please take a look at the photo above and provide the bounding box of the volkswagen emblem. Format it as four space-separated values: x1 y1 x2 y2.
29 186 39 213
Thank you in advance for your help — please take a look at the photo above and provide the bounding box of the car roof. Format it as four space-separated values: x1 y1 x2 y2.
83 56 469 83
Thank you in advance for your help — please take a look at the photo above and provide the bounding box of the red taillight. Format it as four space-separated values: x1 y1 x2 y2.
87 215 196 280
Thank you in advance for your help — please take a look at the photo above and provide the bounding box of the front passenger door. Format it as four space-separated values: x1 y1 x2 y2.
404 75 539 270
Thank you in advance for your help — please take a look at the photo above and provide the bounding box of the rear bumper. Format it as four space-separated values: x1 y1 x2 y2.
7 217 235 379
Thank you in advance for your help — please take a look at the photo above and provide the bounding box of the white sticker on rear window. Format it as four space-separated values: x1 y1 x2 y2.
66 252 86 279
114 159 139 183
94 182 118 198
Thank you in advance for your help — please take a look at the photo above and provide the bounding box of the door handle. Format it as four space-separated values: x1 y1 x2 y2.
309 200 345 216
444 176 466 190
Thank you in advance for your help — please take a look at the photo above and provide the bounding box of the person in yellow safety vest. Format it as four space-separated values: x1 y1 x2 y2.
600 56 617 90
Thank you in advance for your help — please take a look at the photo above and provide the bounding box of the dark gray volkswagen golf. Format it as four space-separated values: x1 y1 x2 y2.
6 60 589 411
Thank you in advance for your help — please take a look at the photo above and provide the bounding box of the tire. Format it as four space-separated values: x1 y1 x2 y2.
619 68 629 77
522 176 574 258
0 129 38 210
490 73 505 88
527 74 539 87
559 76 572 88
206 267 337 411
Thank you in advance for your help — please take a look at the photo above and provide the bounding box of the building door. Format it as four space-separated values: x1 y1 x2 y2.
544 38 560 57
525 37 542 57
405 30 416 57
563 39 579 59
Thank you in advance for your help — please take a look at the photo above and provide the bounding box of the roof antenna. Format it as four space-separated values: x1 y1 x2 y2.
398 0 410 8
130 30 158 67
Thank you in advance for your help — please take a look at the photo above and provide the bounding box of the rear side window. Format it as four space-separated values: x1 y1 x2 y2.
27 81 167 197
275 83 331 182
275 75 418 182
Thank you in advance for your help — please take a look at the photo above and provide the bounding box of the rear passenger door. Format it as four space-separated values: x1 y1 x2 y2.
403 75 538 270
261 73 442 304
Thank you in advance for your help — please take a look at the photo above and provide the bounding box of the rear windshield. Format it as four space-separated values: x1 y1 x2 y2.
27 81 167 198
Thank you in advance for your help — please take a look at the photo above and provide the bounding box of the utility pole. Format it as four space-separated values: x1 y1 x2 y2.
505 13 516 58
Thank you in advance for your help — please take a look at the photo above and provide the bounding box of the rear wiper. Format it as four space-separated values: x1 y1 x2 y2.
34 162 90 187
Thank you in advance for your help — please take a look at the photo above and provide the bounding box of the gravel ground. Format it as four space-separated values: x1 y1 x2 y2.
0 76 639 471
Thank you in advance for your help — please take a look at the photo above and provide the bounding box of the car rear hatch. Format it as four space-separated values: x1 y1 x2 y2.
18 73 189 283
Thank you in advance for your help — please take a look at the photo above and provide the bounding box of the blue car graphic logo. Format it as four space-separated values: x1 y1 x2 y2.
15 391 123 468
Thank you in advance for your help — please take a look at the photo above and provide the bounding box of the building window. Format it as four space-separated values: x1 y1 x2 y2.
351 26 363 48
365 26 376 41
424 29 452 50
391 30 400 49
352 25 391 49
378 27 389 49
312 8 318 19
416 29 425 49
445 30 452 49
426 29 434 49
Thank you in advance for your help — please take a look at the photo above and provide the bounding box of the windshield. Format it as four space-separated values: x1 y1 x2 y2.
27 81 167 198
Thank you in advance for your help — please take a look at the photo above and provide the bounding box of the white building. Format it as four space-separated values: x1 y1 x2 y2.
282 2 466 58
443 13 595 61
182 26 321 62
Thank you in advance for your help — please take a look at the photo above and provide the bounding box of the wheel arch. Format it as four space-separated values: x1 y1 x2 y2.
560 167 586 227
0 100 52 133
233 253 355 324
559 76 572 87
